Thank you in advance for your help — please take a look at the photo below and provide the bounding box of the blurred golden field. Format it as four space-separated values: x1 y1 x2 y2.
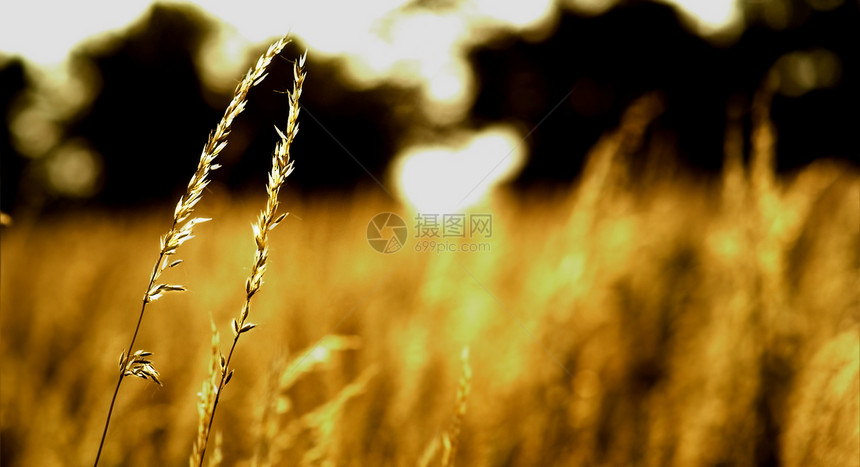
1 94 858 466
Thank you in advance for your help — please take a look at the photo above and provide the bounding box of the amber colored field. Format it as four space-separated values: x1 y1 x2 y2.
1 94 858 466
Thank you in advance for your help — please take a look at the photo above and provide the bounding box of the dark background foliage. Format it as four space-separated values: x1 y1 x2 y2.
1 0 857 214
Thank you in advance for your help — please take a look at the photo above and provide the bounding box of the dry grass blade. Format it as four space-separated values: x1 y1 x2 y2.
93 34 292 467
253 335 363 466
442 347 472 467
417 436 441 467
416 347 472 467
277 336 363 395
194 49 306 467
298 366 378 466
190 321 222 467
250 365 377 467
210 431 223 467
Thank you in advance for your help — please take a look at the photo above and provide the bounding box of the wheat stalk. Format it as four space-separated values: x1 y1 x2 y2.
193 49 306 467
93 34 291 467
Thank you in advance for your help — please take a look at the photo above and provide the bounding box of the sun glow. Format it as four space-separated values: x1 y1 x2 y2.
393 125 526 214
1 0 558 126
659 0 742 39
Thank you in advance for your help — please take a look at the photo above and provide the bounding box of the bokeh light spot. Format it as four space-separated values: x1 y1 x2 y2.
775 48 842 97
660 0 742 40
46 141 103 197
394 125 526 214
